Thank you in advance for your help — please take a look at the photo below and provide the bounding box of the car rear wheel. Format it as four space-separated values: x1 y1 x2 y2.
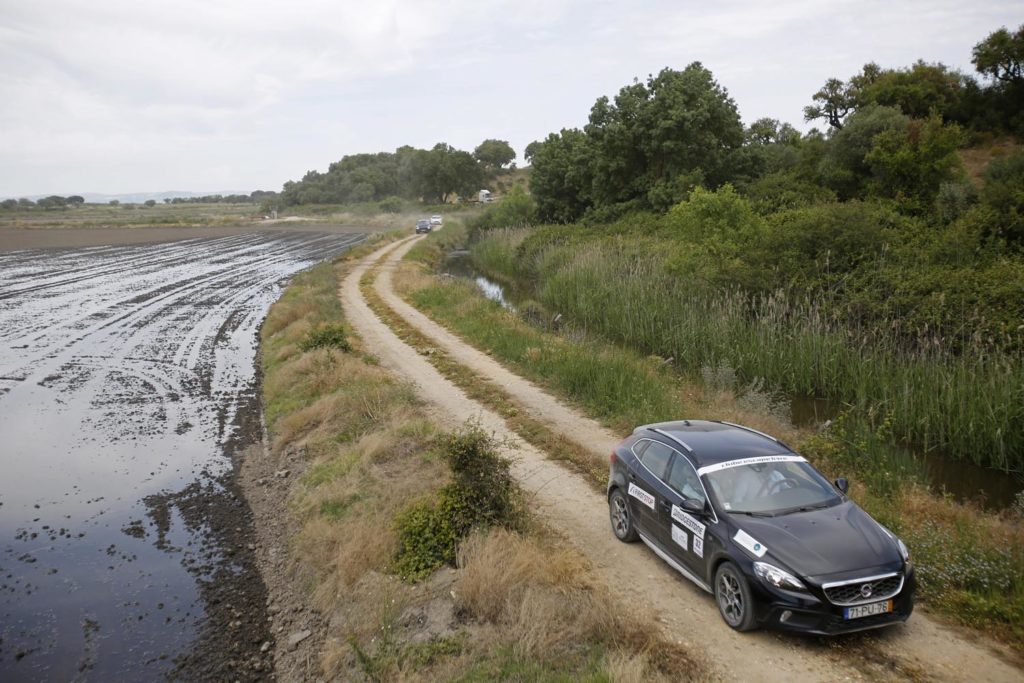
715 561 757 631
609 489 638 542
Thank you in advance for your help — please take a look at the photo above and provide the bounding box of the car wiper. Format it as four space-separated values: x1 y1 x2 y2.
776 502 831 516
730 509 775 517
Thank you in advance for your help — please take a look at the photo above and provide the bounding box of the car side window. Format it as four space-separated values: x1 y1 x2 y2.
667 456 706 505
639 441 673 480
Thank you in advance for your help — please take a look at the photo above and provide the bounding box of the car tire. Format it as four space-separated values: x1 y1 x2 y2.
714 561 757 631
608 489 639 543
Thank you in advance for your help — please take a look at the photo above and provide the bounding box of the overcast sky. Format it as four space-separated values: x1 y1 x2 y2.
1 0 1020 197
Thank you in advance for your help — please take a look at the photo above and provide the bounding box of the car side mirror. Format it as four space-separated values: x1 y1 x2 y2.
681 498 706 516
835 477 849 494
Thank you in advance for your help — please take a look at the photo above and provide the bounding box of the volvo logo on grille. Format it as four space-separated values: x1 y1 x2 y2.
860 583 874 599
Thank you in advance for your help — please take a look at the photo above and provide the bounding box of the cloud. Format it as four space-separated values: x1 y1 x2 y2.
0 0 1020 195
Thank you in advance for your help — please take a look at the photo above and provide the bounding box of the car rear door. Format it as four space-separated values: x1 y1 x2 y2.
626 439 673 537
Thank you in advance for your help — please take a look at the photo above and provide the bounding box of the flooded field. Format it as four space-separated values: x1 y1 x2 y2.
0 231 364 680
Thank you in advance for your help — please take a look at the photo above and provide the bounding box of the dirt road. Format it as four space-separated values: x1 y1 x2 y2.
342 234 1024 682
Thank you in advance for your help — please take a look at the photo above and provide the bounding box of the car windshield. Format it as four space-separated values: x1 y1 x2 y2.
704 461 841 516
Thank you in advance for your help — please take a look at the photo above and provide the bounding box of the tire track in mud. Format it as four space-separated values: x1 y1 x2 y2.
347 235 1024 683
0 231 363 681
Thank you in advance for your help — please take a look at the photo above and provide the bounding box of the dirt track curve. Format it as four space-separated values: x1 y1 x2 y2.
341 234 1023 683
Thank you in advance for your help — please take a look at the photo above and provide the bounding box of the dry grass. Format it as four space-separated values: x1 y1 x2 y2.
959 137 1022 186
456 529 713 681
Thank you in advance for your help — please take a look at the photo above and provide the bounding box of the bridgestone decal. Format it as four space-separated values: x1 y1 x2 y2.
628 482 655 510
734 529 768 558
671 505 706 539
697 454 806 476
671 525 688 550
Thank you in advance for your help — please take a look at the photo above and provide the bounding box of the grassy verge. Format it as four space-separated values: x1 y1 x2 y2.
398 231 1024 653
259 239 712 680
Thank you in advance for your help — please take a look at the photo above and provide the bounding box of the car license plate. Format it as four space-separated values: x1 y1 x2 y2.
844 600 893 620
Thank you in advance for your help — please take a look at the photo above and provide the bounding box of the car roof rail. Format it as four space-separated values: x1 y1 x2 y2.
649 427 694 454
716 420 793 451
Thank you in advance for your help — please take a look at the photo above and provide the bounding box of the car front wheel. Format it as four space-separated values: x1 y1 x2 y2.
715 561 757 631
608 489 639 542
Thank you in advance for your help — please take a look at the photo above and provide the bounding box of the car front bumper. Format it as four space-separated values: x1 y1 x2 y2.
751 568 915 635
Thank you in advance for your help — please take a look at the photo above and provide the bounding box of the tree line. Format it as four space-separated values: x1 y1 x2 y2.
278 139 516 207
1 191 280 210
525 24 1024 230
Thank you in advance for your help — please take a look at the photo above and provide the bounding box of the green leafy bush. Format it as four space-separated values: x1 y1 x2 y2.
298 324 352 352
393 425 522 580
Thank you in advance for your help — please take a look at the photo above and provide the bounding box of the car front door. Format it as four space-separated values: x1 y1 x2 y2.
659 454 712 581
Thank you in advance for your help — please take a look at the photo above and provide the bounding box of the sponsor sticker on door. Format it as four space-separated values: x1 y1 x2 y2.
671 524 688 550
693 534 704 558
628 482 655 510
671 505 706 539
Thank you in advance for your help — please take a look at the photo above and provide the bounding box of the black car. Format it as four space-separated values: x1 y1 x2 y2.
608 420 914 634
415 219 432 234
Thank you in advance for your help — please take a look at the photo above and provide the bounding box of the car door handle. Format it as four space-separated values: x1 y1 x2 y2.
628 472 636 481
659 501 671 512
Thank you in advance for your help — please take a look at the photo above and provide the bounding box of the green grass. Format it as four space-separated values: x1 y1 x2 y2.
402 242 1024 652
408 278 682 433
471 230 1024 473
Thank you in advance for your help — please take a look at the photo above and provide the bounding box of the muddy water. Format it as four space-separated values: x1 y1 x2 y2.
0 232 364 680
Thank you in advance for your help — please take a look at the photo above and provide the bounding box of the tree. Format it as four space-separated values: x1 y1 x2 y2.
860 61 976 121
413 143 483 204
109 199 120 206
744 118 801 145
527 129 593 223
473 139 516 171
972 25 1024 84
585 63 744 210
1 199 17 210
67 195 85 207
37 195 67 210
523 141 543 164
816 105 909 199
144 199 157 207
803 64 880 130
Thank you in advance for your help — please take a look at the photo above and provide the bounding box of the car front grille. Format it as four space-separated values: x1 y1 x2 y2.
822 572 903 606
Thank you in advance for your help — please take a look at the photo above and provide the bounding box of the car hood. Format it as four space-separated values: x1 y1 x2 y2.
730 501 899 578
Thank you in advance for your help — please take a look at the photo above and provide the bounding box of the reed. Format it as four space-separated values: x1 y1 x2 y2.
472 234 1024 472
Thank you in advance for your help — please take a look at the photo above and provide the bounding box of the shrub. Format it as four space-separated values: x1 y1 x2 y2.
298 324 352 352
393 424 522 580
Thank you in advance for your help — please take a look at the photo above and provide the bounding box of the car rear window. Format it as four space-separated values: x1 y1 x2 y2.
639 441 673 479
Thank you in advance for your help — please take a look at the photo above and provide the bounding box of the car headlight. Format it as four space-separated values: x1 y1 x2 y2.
753 562 807 592
896 537 911 563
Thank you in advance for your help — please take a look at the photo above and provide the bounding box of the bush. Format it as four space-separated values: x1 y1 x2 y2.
469 185 536 236
980 151 1024 243
393 424 522 580
377 196 404 213
299 324 352 352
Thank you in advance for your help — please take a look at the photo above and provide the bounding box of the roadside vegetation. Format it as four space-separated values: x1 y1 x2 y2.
401 220 1024 650
259 242 711 681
